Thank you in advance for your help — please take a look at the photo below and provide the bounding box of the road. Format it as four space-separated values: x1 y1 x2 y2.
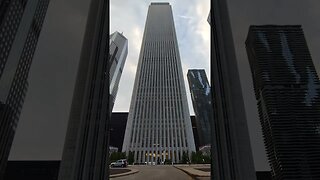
110 165 193 180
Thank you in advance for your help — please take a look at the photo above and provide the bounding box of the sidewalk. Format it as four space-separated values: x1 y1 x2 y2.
174 164 211 178
109 166 139 178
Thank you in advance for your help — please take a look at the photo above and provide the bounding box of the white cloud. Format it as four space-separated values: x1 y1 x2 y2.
111 0 211 114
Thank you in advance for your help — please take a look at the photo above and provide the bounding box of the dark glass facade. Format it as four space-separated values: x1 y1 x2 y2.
190 115 200 151
5 160 60 180
210 0 256 179
109 112 129 151
246 25 320 179
58 1 127 179
187 69 212 147
0 0 50 177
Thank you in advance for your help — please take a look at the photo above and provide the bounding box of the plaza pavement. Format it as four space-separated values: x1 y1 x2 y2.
110 164 211 179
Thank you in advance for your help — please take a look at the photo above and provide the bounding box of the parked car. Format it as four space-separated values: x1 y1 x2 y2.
110 159 128 168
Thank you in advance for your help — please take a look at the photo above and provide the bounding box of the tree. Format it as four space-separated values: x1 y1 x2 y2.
164 158 172 165
191 151 211 164
180 151 189 164
109 152 126 162
128 151 134 165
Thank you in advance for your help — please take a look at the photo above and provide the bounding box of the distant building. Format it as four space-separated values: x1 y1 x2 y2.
111 113 199 153
111 112 199 153
246 25 320 179
109 32 128 111
109 146 118 155
58 0 128 179
109 112 128 151
187 69 212 147
190 116 200 151
122 2 195 164
0 1 50 177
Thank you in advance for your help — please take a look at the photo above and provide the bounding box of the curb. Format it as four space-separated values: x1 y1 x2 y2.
174 166 210 178
109 168 139 178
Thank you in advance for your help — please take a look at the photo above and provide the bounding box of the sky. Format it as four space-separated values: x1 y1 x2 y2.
110 0 210 115
7 0 320 172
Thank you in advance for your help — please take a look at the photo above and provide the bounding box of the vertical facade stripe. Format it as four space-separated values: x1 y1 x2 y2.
122 3 195 164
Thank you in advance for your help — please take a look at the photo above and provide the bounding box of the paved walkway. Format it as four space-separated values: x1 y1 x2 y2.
110 165 193 180
109 166 139 178
174 164 211 179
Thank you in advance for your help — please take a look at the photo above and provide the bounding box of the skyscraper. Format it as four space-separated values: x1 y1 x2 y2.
246 25 320 179
122 2 195 164
58 1 127 179
0 0 50 177
210 1 256 179
187 69 212 147
109 31 128 111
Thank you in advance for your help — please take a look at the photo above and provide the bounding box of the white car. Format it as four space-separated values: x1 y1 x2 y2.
110 159 128 168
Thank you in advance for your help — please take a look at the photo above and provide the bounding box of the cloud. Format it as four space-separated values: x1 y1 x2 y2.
177 15 194 19
111 0 211 114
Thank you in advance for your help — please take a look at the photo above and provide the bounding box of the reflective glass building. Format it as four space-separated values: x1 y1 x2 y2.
109 32 128 111
246 25 320 179
187 69 212 147
0 0 50 177
122 2 195 164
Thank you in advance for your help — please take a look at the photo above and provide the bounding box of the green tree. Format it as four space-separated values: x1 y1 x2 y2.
128 151 134 165
191 151 211 164
164 158 172 164
180 151 189 164
109 152 126 162
203 154 211 163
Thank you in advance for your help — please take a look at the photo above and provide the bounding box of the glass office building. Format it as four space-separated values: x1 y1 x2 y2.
187 69 212 147
246 25 320 179
109 32 128 111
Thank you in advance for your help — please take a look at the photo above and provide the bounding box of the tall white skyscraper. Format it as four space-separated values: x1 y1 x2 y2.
122 2 195 164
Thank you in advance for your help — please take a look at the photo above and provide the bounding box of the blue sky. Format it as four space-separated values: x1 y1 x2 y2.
110 0 210 114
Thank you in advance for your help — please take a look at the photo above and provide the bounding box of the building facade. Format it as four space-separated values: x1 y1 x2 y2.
187 69 212 147
122 2 195 164
246 25 320 179
0 0 50 177
210 1 256 179
58 1 127 179
190 116 200 151
5 160 60 180
109 113 199 153
109 32 128 111
109 112 129 151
